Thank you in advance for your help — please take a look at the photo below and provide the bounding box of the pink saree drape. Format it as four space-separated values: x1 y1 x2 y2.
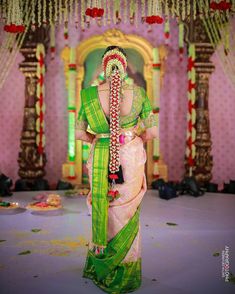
86 135 147 265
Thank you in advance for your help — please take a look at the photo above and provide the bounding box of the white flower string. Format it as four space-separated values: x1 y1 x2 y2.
81 0 85 31
37 0 41 27
69 0 74 24
54 0 58 25
107 0 111 25
59 0 62 25
49 0 53 26
43 0 47 26
141 0 145 22
102 0 107 26
74 0 79 28
135 0 138 28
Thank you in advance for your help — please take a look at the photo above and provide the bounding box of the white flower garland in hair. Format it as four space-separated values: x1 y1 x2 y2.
102 49 127 80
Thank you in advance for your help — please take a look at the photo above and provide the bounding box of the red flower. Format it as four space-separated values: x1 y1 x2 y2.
188 156 195 167
4 24 25 33
109 174 118 180
188 100 194 114
85 7 104 18
187 57 195 71
98 8 104 17
219 1 232 10
145 15 164 25
210 1 231 10
164 31 170 38
85 8 92 16
38 144 43 155
188 80 195 92
187 135 193 147
210 1 218 9
179 47 184 54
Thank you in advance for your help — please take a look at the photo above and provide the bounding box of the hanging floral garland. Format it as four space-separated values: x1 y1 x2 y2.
50 23 56 60
85 0 104 19
178 22 184 61
0 0 34 90
4 0 25 33
36 43 46 167
64 21 69 46
68 47 77 180
129 0 135 24
152 48 160 180
1 0 234 33
186 44 196 175
164 18 170 45
210 0 232 10
145 0 164 27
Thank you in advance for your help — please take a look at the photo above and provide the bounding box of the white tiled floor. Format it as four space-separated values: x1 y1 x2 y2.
1 190 235 294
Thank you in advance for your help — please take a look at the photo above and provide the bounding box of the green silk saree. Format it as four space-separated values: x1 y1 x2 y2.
76 85 156 293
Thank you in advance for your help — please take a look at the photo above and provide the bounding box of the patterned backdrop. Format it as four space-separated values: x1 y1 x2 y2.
0 20 234 188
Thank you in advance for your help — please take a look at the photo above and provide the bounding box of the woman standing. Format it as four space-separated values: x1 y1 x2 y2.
76 46 157 293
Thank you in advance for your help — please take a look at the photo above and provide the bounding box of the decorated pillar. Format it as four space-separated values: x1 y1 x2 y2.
18 44 47 181
185 18 215 184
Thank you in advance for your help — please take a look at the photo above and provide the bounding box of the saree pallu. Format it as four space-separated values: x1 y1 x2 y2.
83 135 147 293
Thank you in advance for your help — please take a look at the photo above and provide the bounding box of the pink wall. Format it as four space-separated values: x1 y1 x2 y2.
209 52 235 185
0 20 234 187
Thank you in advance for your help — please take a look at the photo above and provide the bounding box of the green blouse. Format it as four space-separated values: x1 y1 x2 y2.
76 84 157 132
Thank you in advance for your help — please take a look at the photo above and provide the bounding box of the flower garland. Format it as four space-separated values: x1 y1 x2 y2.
31 0 36 31
179 22 184 61
102 49 127 80
36 44 46 167
0 0 33 90
107 69 122 202
152 48 160 180
69 0 74 24
85 0 104 19
130 0 135 24
81 0 85 31
50 23 56 60
42 0 47 27
74 0 79 28
1 0 234 32
186 44 196 175
54 0 58 25
164 17 170 45
102 48 127 202
59 0 63 25
4 0 25 33
210 0 232 10
64 21 69 46
68 47 77 180
145 0 164 26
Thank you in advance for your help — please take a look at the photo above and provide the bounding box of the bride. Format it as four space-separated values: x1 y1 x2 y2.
76 46 157 293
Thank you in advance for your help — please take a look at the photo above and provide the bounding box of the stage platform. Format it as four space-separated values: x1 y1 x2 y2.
1 190 235 294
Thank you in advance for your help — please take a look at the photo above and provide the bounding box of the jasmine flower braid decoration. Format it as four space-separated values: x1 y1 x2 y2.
102 46 127 201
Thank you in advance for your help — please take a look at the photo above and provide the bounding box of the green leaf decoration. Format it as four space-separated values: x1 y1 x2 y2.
0 240 6 243
229 272 235 284
31 229 41 233
18 250 31 255
213 252 220 257
166 222 178 226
